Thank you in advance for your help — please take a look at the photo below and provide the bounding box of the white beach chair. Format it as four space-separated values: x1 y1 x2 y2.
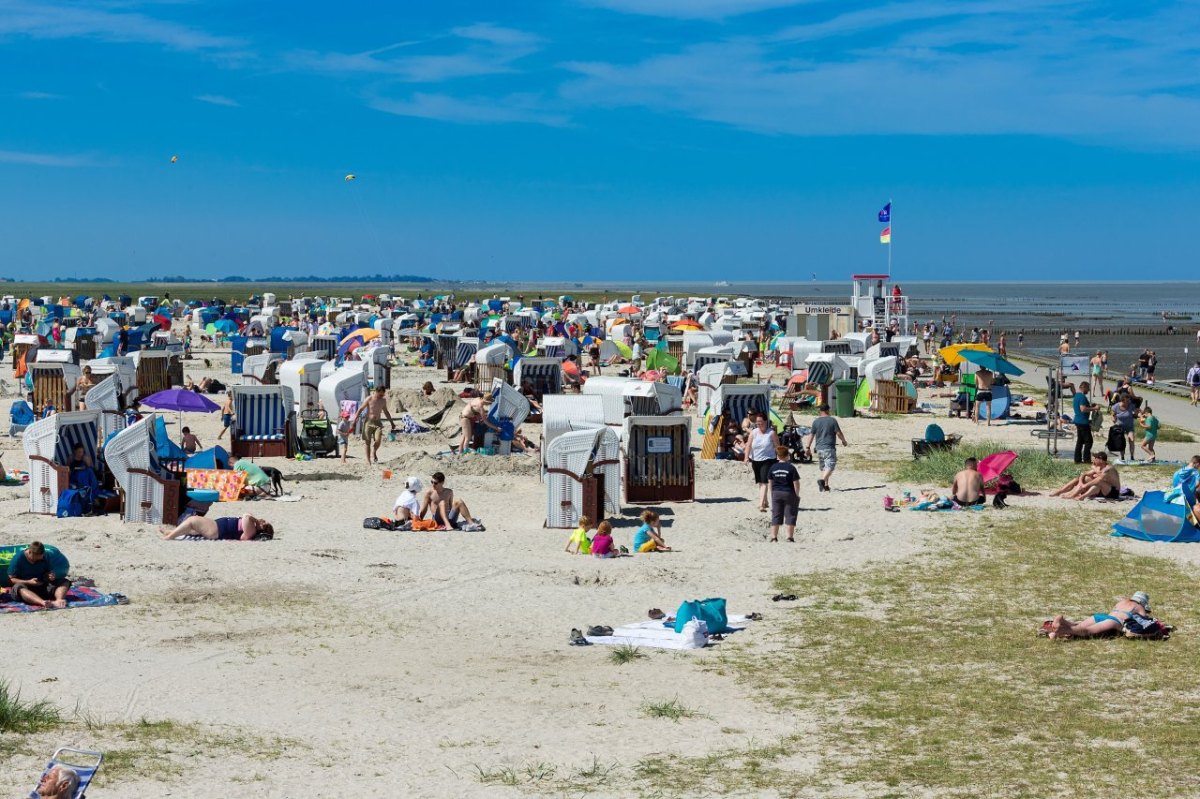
85 373 127 442
23 410 101 515
105 413 182 525
545 426 621 528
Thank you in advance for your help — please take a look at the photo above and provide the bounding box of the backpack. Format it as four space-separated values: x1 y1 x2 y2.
997 473 1022 495
56 490 84 518
363 517 397 531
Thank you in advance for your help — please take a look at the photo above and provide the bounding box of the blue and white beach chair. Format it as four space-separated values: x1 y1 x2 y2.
28 747 103 799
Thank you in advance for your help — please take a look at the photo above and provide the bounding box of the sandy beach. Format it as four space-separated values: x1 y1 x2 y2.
1 340 1196 797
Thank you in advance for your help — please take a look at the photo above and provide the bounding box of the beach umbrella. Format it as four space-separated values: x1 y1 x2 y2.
646 348 679 374
141 388 220 414
938 343 990 366
339 327 379 346
670 320 703 331
959 348 1024 376
207 319 238 334
153 314 171 331
618 304 640 315
979 450 1019 485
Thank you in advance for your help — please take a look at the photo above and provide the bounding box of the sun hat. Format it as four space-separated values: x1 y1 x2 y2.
1131 591 1151 611
404 476 423 492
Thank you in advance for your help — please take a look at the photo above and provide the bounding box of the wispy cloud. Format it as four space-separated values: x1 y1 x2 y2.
17 90 61 100
287 23 541 82
581 0 811 20
0 149 96 167
195 93 239 107
0 0 244 51
369 93 569 127
562 1 1200 148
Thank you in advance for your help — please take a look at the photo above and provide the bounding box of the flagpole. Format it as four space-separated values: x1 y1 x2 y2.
887 197 893 277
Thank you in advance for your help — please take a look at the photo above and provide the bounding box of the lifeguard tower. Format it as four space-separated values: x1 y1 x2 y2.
851 275 908 334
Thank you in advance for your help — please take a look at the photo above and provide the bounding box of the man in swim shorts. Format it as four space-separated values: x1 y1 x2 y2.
352 387 397 466
1050 453 1121 500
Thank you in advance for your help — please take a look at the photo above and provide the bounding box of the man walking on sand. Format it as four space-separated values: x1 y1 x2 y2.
806 403 847 492
352 387 397 466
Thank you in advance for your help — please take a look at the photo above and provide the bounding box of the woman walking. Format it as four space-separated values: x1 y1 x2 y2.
743 412 780 513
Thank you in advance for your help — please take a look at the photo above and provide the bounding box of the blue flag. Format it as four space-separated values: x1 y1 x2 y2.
878 202 891 223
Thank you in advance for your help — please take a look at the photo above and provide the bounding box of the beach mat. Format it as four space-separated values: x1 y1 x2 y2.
1116 460 1184 467
584 614 753 649
1 585 128 613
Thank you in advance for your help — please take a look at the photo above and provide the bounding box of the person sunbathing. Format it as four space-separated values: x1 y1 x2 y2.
950 457 985 505
161 514 274 541
1048 591 1150 639
420 471 484 531
1050 453 1121 500
34 765 79 799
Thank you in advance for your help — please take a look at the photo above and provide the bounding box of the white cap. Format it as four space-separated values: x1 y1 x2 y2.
404 476 423 492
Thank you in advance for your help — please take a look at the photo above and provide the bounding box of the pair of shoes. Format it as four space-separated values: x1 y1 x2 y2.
586 625 614 637
772 593 798 602
568 628 591 646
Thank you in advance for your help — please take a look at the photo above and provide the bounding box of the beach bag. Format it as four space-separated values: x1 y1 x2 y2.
56 489 83 518
1106 426 1126 453
997 473 1022 495
362 517 396 531
674 597 728 635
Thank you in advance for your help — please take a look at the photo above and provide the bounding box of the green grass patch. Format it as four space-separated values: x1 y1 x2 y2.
1153 423 1196 444
640 697 703 722
636 510 1200 798
0 680 62 734
892 440 1081 489
609 644 647 665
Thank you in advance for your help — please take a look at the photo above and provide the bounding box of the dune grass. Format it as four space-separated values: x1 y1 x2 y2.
0 680 62 734
892 440 1082 489
609 644 647 665
631 510 1200 798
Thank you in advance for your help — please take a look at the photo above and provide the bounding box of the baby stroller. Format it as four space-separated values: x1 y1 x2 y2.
297 410 338 458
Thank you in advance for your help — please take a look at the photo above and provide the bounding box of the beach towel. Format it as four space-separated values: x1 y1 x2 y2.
584 614 754 649
186 469 247 502
910 500 985 511
1 585 127 613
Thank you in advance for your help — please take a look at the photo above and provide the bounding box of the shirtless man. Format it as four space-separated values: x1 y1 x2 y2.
458 394 498 453
1049 591 1150 639
216 391 234 440
951 457 985 506
352 386 397 465
420 471 484 531
973 367 994 425
1050 452 1121 500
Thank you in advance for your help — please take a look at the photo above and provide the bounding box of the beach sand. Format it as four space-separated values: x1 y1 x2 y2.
0 344 1194 796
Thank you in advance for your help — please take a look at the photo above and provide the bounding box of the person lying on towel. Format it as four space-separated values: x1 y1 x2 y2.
1046 591 1151 639
161 514 274 541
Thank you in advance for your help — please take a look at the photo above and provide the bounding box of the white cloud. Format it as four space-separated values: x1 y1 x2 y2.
369 93 568 127
0 149 95 167
0 0 244 51
195 93 239 107
561 2 1200 148
580 0 811 20
287 23 542 83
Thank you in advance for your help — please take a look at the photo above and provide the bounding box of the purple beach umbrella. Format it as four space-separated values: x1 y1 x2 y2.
140 388 220 414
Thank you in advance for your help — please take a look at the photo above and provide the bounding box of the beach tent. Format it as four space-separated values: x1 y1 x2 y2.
1112 491 1200 543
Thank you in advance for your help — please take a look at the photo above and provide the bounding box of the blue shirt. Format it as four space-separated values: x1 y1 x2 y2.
1072 393 1091 426
632 524 652 552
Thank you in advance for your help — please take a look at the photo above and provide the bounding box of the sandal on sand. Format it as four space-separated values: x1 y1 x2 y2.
587 625 614 637
647 608 665 620
568 628 591 646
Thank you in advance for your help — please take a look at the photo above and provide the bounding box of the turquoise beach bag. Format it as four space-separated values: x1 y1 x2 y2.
674 597 729 634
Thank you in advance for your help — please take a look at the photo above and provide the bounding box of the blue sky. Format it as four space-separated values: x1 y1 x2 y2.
1 0 1197 282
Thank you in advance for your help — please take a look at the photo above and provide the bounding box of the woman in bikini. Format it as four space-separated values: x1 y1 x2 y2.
1048 592 1150 638
161 514 274 541
458 395 499 453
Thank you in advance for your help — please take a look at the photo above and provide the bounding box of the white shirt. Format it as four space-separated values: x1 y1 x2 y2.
393 490 420 517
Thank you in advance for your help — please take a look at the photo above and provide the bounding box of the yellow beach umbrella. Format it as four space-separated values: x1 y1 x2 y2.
939 343 992 366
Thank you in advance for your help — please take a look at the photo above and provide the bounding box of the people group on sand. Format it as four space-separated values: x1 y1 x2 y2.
1051 453 1121 500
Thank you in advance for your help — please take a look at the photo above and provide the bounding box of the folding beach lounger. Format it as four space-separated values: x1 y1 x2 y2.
28 747 103 799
